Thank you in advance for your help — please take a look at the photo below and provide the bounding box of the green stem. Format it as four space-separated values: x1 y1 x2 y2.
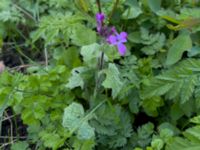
96 0 102 13
93 46 105 99
108 0 119 22
13 3 37 23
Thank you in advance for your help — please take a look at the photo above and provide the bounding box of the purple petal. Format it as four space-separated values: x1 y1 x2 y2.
96 13 105 23
117 43 126 55
97 22 102 32
111 27 117 34
117 32 127 43
120 32 128 38
107 35 117 45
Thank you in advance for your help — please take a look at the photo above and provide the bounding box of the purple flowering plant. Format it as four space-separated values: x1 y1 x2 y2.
96 13 128 56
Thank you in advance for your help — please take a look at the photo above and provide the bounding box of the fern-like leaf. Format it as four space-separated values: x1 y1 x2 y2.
141 59 200 104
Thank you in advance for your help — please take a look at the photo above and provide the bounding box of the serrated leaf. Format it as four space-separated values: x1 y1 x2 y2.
142 59 200 101
183 125 200 143
129 91 140 114
166 137 200 150
102 63 123 99
141 79 173 99
195 87 200 109
180 76 197 103
180 99 195 117
75 0 91 12
166 31 192 65
170 103 184 122
166 80 183 99
190 115 200 124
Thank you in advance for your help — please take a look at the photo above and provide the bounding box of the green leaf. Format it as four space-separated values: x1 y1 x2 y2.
62 102 95 140
72 138 95 150
151 138 164 150
159 128 174 142
77 122 95 139
166 137 200 150
66 67 86 89
102 63 123 99
178 8 200 20
187 46 200 57
129 28 166 55
137 122 154 141
141 79 173 99
142 97 164 117
21 108 40 125
71 25 96 46
190 115 200 124
39 132 65 149
33 104 45 119
90 104 132 148
170 103 184 122
128 31 141 43
181 99 194 117
166 31 192 66
128 91 140 114
75 0 91 12
53 46 81 68
11 141 30 150
195 87 200 109
122 0 142 19
183 125 200 143
180 76 197 103
31 13 86 45
148 0 161 13
80 43 101 67
62 102 84 129
142 59 200 103
158 122 180 136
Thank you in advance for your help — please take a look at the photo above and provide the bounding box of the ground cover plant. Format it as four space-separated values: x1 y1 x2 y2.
0 0 200 149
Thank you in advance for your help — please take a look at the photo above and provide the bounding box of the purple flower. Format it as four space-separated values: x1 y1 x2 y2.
95 13 128 56
107 32 128 56
96 13 105 23
96 13 105 33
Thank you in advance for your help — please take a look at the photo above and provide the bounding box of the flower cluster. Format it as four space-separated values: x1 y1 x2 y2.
96 13 127 56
